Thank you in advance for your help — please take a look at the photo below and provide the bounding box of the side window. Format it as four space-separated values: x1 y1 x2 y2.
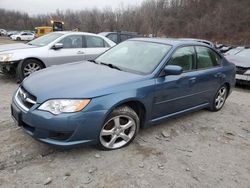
196 46 221 69
168 46 196 72
85 35 106 48
21 33 27 36
59 35 83 49
107 33 118 43
120 34 130 42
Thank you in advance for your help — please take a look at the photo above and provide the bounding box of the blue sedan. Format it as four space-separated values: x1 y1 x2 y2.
11 38 236 150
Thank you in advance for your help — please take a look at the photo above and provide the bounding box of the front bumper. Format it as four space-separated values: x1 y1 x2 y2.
0 61 19 74
235 74 250 85
11 100 108 148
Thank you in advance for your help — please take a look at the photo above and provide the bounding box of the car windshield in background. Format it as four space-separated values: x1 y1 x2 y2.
28 33 63 47
235 49 250 57
96 40 171 74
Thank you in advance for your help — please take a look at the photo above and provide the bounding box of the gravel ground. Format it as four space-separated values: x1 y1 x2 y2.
0 37 250 188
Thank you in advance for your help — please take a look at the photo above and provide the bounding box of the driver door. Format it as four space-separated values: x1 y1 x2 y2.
152 46 200 120
46 35 85 66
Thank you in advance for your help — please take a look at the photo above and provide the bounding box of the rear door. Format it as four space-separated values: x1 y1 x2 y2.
193 46 224 103
83 35 110 60
47 34 85 66
20 33 28 40
26 33 34 40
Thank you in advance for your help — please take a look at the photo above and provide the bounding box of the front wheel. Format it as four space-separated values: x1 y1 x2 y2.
16 59 44 82
210 85 228 111
98 106 139 150
17 37 21 41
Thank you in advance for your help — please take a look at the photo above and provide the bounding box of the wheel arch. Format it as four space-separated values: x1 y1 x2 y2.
106 99 147 129
223 82 231 98
22 57 46 68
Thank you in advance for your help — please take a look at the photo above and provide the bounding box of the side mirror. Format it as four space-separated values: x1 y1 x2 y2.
163 65 183 76
52 43 63 50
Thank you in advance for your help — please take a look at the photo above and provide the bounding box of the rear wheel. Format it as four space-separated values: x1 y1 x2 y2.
98 106 139 150
16 59 44 82
210 85 228 111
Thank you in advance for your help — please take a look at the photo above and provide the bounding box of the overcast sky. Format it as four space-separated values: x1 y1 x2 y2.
0 0 145 15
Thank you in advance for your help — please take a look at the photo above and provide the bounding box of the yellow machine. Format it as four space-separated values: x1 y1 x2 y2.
35 20 64 38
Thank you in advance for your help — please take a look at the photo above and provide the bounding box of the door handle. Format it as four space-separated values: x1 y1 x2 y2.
214 72 223 78
189 77 196 84
77 51 84 54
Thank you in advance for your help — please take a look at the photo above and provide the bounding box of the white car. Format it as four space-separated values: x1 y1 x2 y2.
10 32 35 41
0 29 7 36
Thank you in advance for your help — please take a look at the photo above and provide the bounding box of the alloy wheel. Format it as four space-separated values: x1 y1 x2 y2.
23 63 41 77
100 115 136 149
215 87 227 110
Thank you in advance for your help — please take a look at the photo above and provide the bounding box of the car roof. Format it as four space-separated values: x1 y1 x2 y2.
99 31 139 35
55 31 103 36
129 37 212 47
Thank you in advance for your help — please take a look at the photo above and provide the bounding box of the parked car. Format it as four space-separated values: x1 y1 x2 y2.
10 31 35 41
7 31 19 37
98 31 141 44
0 29 7 36
226 48 250 85
0 31 115 81
224 47 245 56
11 38 235 150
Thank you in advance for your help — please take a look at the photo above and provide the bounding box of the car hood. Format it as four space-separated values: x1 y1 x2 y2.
22 61 144 103
0 43 36 53
226 55 250 68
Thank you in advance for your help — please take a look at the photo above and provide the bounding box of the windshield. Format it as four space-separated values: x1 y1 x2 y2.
235 49 250 57
96 40 171 74
28 32 63 47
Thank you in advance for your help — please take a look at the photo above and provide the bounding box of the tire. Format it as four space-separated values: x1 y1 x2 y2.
98 106 140 150
16 59 44 82
209 85 228 112
17 37 21 41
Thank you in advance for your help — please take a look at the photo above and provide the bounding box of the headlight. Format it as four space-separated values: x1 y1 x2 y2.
0 53 13 62
38 99 90 115
244 69 250 75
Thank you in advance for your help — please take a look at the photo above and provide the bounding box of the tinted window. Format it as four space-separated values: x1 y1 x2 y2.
196 46 221 69
60 35 83 49
121 34 130 42
86 35 106 48
107 33 118 43
168 46 195 71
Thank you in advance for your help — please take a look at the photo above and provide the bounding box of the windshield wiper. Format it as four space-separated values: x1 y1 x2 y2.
88 60 98 64
100 62 121 71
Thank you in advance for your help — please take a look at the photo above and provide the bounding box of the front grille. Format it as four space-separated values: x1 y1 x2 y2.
236 66 247 75
15 87 36 112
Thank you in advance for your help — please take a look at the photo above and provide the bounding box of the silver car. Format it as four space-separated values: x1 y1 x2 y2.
0 32 116 81
226 48 250 85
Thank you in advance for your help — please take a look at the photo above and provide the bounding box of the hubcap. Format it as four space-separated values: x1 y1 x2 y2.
215 87 227 109
100 115 136 149
23 63 41 77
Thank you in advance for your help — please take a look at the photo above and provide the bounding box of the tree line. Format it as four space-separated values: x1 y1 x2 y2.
0 0 250 45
